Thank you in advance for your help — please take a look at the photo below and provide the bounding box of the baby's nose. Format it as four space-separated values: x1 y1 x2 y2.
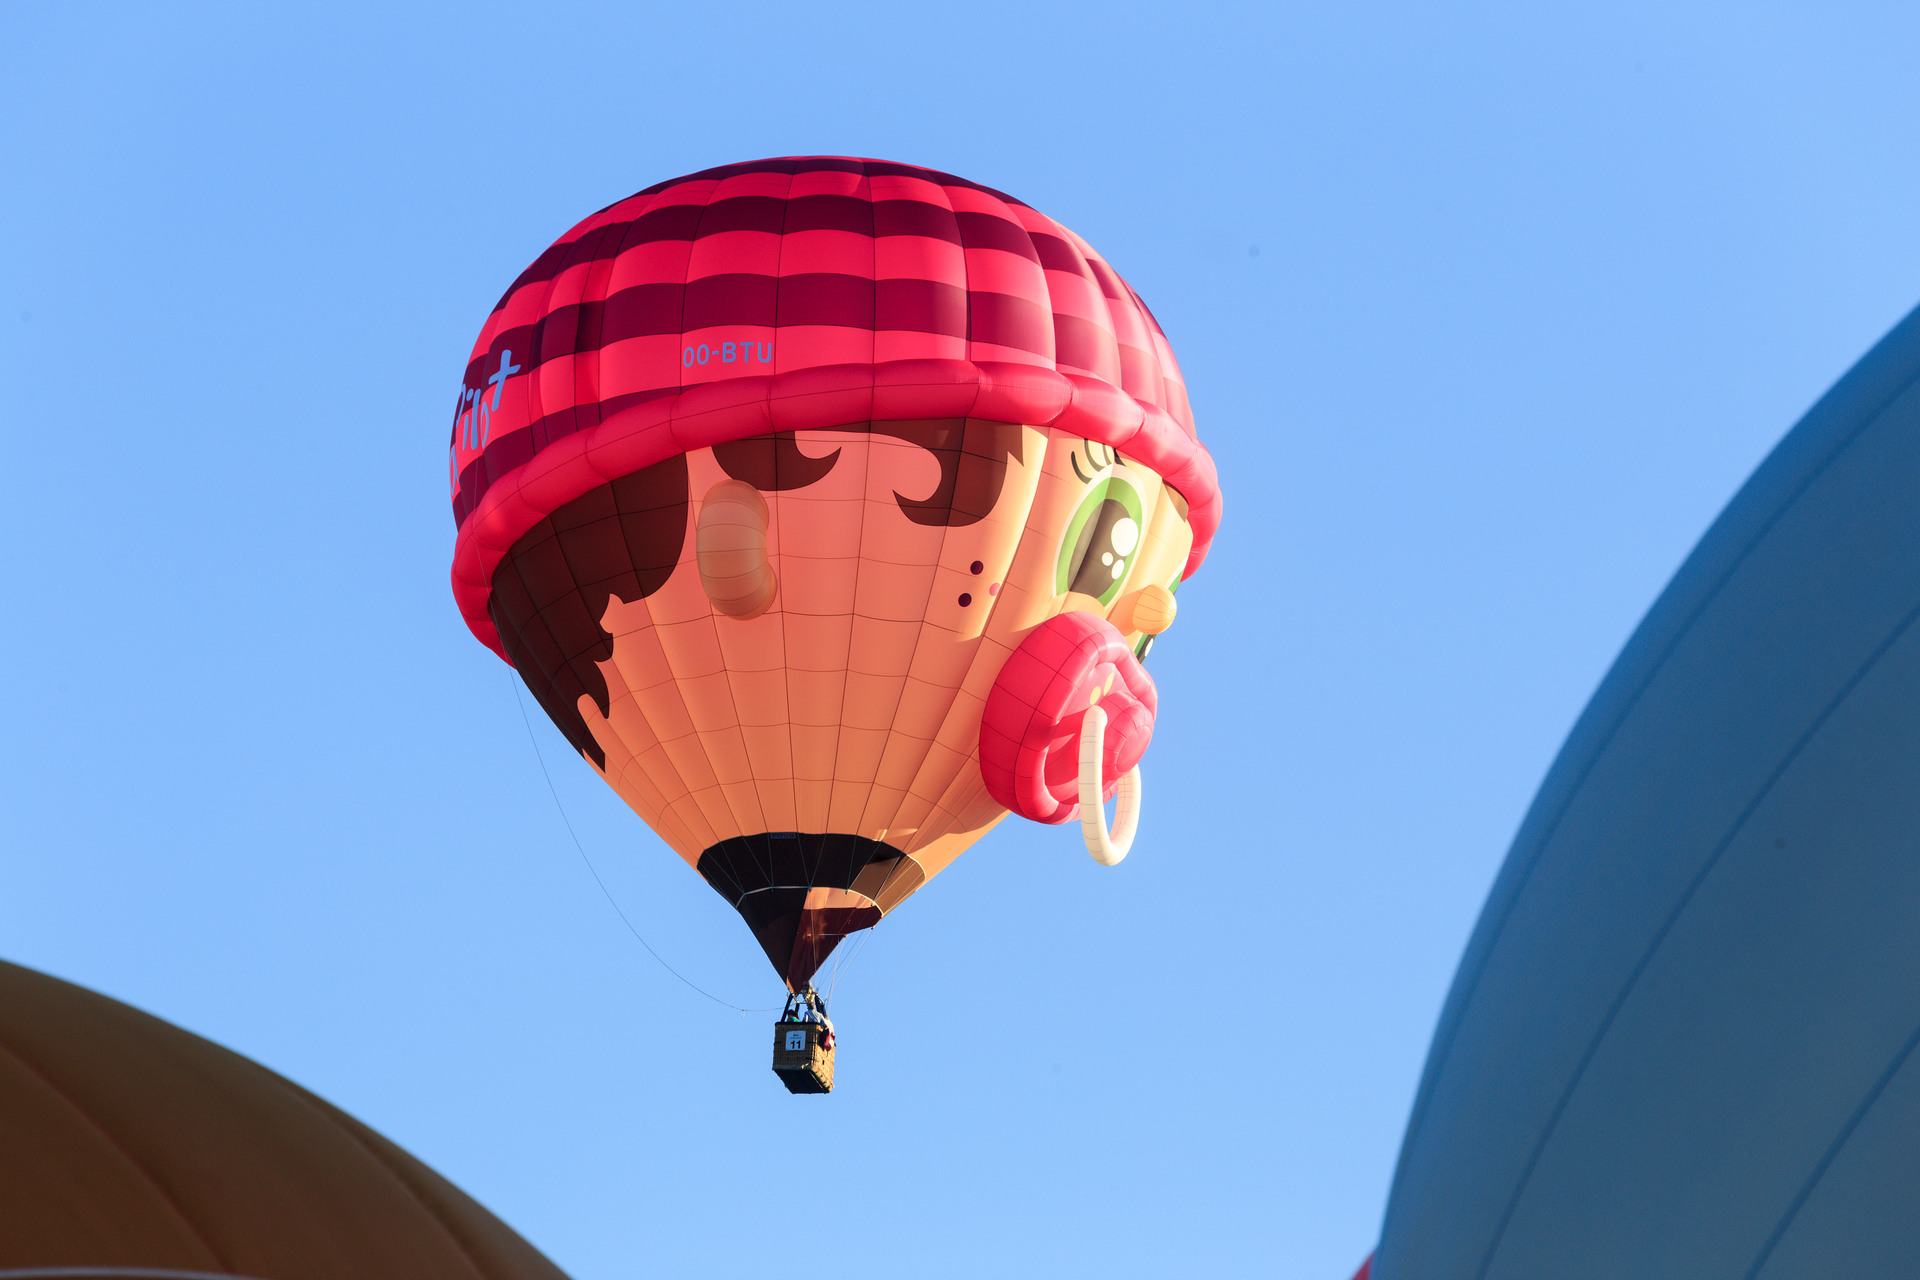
1113 583 1178 636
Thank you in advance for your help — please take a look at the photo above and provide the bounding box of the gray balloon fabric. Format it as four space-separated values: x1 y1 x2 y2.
1374 303 1920 1280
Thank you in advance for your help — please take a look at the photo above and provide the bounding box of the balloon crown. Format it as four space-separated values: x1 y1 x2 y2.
448 156 1220 660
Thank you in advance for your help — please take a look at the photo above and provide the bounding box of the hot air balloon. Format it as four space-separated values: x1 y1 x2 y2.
1369 306 1920 1277
0 960 569 1280
446 158 1222 1035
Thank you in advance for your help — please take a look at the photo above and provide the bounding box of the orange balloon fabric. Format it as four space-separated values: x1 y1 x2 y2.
452 159 1221 988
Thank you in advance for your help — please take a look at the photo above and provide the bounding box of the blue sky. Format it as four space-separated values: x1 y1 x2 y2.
3 3 1918 1277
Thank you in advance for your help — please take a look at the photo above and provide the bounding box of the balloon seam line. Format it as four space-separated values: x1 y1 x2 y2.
1469 592 1920 1279
1390 360 1920 1181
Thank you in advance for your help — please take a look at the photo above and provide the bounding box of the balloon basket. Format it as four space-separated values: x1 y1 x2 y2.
771 1021 835 1094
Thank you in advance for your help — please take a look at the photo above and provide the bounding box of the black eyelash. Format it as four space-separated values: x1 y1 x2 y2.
1072 440 1121 485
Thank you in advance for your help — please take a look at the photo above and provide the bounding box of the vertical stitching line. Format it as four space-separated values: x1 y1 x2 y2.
1394 361 1920 1178
1742 1015 1920 1277
0 1034 230 1269
1471 594 1920 1279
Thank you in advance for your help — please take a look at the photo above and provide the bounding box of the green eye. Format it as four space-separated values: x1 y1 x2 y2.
1055 477 1146 605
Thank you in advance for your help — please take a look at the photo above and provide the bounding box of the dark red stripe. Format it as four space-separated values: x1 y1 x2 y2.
493 244 571 314
873 199 961 243
694 195 788 236
784 194 875 235
632 156 869 197
463 322 530 385
513 283 689 370
969 291 1052 355
603 282 688 341
490 195 1029 316
626 157 1026 207
876 278 965 336
492 204 702 312
777 274 874 328
537 309 578 365
684 273 777 329
956 211 1040 264
1028 231 1090 277
1052 312 1116 372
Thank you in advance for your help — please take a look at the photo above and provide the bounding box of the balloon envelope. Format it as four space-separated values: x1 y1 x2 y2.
0 960 569 1280
449 159 1222 987
1373 303 1920 1278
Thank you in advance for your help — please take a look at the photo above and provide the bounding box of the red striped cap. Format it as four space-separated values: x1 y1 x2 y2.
449 156 1221 657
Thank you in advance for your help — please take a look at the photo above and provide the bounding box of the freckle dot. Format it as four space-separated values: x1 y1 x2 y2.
958 593 972 607
970 560 983 575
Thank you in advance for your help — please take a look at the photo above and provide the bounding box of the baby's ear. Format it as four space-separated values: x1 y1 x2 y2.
696 481 778 619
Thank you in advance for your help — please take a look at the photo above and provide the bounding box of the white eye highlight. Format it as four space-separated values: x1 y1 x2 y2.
1110 517 1139 557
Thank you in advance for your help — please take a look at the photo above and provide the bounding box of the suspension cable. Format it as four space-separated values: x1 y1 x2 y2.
508 672 777 1014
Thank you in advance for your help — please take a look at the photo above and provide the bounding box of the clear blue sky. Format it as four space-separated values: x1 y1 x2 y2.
3 3 1917 1277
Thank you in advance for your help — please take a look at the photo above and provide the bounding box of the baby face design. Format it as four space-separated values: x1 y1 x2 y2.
570 421 1194 876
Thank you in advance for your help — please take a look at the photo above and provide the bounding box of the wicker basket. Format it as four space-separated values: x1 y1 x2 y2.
771 1020 835 1094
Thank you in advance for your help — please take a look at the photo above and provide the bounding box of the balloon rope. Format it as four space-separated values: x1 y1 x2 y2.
508 673 777 1015
825 918 876 1008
